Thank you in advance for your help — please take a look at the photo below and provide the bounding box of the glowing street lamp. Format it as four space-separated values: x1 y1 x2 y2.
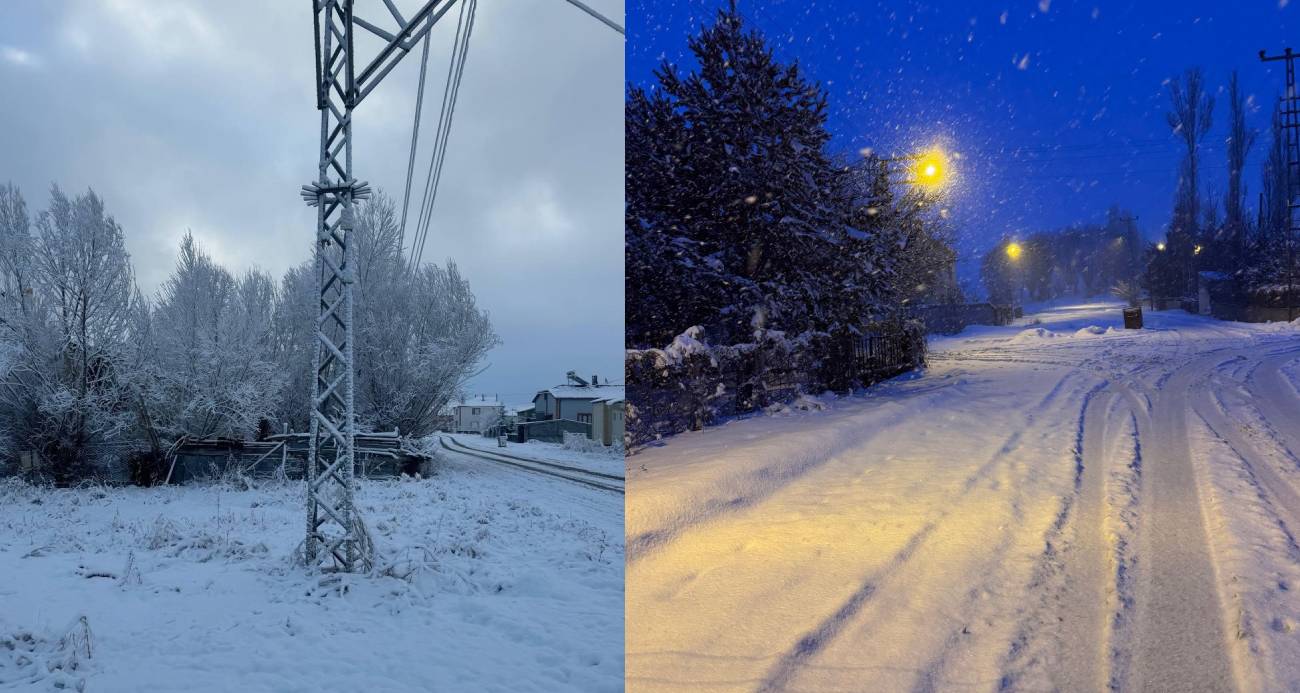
1005 241 1023 260
913 148 949 189
1156 242 1166 251
1193 244 1203 256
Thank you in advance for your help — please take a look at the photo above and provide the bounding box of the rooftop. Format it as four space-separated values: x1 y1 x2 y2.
540 384 626 401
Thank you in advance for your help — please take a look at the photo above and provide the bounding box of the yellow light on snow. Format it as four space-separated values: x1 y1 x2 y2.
1005 241 1023 260
914 149 948 188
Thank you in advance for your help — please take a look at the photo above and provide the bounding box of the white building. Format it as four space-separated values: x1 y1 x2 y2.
451 395 504 434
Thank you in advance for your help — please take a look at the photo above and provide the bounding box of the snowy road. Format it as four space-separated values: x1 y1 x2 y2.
439 434 625 493
626 302 1300 692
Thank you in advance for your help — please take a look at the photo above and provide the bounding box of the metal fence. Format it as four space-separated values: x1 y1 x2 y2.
907 303 1014 335
626 321 926 447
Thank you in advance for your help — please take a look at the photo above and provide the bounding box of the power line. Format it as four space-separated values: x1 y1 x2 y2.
410 0 477 269
559 0 624 35
410 0 468 265
398 29 433 252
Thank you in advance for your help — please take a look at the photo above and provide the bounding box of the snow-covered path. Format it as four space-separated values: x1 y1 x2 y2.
626 302 1300 692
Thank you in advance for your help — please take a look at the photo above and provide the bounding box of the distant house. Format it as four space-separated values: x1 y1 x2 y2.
451 395 504 434
532 371 624 441
590 396 625 447
504 403 535 426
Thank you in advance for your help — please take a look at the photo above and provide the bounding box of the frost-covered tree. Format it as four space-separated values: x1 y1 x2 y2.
1167 68 1215 239
847 160 961 308
0 183 37 458
1165 68 1215 294
150 233 284 440
22 186 138 479
1222 70 1257 273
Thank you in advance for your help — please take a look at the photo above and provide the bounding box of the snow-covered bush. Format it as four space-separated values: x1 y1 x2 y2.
626 321 924 446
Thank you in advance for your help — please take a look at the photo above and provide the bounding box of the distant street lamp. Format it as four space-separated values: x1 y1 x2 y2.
1005 240 1025 312
1156 241 1166 251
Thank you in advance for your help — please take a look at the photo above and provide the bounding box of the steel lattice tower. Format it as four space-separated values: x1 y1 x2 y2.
1262 48 1300 320
302 0 460 572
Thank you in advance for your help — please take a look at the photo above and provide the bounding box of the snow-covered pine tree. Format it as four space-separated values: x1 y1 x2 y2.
626 6 849 344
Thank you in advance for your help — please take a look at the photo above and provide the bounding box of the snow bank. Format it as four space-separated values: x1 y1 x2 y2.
1011 326 1062 341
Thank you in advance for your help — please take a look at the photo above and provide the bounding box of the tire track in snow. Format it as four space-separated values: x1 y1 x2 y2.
1129 352 1237 693
1189 399 1300 691
1246 350 1300 466
753 370 1091 693
996 384 1119 692
1197 364 1300 544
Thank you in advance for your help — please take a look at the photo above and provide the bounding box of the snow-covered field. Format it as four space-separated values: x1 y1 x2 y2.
0 443 623 692
626 301 1300 692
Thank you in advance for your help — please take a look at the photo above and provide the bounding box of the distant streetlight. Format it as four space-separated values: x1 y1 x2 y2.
1005 241 1023 260
1193 244 1203 256
1157 242 1166 251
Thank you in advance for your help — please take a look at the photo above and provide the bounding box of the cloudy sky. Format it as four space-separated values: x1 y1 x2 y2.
0 0 623 407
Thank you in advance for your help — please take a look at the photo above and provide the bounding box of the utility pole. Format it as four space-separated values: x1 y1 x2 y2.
1260 48 1300 320
301 0 460 572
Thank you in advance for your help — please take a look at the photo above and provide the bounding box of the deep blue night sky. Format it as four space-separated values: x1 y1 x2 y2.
628 0 1298 291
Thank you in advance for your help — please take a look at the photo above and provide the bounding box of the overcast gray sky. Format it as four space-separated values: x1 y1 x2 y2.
0 0 623 407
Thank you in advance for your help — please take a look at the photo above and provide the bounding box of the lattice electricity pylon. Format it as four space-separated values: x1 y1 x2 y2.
1262 48 1300 320
302 0 460 572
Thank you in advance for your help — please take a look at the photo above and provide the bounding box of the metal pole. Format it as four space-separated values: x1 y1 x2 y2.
303 0 370 572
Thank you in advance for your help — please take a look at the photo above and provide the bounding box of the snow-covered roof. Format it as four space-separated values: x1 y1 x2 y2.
505 403 535 415
450 395 503 409
538 384 625 401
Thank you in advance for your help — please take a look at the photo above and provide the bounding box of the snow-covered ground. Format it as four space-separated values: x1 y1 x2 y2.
0 442 623 692
626 301 1300 692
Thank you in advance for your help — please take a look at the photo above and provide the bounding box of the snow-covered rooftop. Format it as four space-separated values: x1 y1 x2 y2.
539 384 625 401
449 395 503 408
